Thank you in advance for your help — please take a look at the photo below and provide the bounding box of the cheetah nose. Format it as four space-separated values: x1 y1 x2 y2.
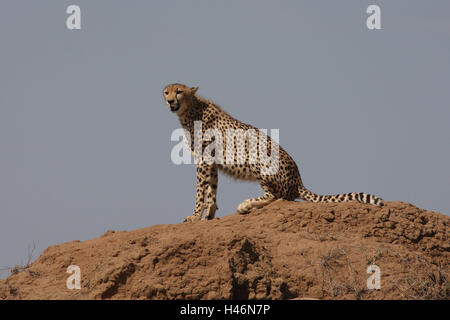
167 100 175 104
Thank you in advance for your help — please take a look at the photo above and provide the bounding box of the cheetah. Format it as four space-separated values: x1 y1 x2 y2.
163 83 383 222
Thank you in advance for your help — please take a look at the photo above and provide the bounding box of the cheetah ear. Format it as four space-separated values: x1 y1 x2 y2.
191 86 199 94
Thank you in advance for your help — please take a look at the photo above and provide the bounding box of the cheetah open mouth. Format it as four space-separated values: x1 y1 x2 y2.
170 105 180 112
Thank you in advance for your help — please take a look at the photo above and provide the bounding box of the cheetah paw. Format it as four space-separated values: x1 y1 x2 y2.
203 204 218 220
183 215 202 223
237 205 250 214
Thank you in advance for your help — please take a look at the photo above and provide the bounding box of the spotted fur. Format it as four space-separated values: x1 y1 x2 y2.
163 84 383 222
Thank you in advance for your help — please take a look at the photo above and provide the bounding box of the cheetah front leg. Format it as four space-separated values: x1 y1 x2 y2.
184 164 218 222
237 188 275 214
203 165 218 220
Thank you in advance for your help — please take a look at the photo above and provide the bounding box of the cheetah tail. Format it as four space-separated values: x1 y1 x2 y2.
298 187 383 206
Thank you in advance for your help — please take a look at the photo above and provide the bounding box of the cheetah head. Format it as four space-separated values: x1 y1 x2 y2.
163 83 199 114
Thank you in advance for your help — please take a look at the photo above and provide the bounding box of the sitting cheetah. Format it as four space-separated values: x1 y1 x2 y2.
163 83 383 222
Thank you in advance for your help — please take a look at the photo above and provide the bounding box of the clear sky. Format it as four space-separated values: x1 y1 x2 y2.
1 0 449 277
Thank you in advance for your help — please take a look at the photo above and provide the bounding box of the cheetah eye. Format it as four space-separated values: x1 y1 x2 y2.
176 90 183 94
164 91 169 95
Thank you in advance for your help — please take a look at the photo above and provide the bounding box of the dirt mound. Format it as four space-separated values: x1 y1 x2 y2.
1 200 449 300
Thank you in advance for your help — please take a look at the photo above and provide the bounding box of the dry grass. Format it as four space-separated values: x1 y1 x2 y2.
393 259 449 300
319 247 373 299
0 241 36 277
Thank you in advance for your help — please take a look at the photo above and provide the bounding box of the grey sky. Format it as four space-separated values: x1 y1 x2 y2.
1 0 449 277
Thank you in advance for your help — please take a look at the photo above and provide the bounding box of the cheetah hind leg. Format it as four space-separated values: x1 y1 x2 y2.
237 192 275 214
